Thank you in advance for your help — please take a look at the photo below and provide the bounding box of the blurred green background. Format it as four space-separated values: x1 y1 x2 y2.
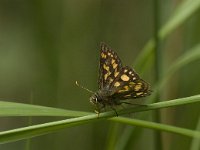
0 0 200 150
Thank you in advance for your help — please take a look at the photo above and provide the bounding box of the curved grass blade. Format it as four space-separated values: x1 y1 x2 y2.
134 0 200 71
0 95 200 144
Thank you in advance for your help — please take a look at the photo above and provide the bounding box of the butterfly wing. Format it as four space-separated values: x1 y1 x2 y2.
98 43 151 99
110 66 151 99
98 43 123 89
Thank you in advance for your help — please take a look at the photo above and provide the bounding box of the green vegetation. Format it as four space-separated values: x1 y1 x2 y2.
0 0 200 149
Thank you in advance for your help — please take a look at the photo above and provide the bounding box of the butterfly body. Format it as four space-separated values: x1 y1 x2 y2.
90 43 151 115
90 89 119 107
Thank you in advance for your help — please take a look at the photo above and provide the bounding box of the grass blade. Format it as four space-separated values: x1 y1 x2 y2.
0 94 200 144
134 0 200 70
0 101 88 117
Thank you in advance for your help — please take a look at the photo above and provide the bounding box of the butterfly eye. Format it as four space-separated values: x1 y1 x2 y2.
95 97 98 103
90 95 98 104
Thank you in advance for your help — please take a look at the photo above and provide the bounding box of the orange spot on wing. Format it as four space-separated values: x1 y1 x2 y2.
101 52 106 58
111 59 115 64
114 72 119 77
121 74 130 81
113 63 118 69
134 84 142 91
103 64 109 71
136 92 143 96
104 73 108 80
114 82 120 87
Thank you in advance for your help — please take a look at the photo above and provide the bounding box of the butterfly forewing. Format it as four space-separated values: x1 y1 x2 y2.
98 43 122 89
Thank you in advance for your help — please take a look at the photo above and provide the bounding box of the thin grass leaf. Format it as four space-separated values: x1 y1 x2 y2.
115 126 135 150
153 0 163 149
0 95 200 144
134 0 200 70
0 101 88 117
105 123 120 150
160 0 200 38
190 116 200 150
111 117 200 140
150 43 200 101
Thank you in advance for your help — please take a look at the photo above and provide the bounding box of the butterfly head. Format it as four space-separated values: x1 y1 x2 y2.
89 94 97 105
89 91 106 113
89 92 102 105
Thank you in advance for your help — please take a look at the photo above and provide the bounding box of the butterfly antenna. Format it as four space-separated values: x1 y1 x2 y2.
75 81 94 93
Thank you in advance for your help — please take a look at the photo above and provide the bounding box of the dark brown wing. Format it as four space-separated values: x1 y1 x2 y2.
110 66 151 99
98 43 123 89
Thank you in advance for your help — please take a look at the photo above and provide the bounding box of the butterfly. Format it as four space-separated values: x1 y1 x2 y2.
88 42 151 116
76 42 151 116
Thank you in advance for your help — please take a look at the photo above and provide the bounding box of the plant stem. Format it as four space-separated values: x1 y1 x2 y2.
154 0 163 149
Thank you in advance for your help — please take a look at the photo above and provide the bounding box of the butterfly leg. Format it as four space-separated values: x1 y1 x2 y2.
94 105 101 117
116 103 134 117
95 103 106 117
94 110 100 117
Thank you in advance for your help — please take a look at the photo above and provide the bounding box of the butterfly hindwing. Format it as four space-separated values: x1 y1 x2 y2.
110 66 150 99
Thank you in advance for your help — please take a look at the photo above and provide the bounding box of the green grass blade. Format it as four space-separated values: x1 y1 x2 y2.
105 123 120 150
190 116 200 150
153 0 163 149
150 43 200 101
115 126 135 150
159 0 200 39
167 43 200 76
111 117 200 139
0 101 89 117
134 0 200 70
0 95 200 144
0 114 96 144
0 94 200 117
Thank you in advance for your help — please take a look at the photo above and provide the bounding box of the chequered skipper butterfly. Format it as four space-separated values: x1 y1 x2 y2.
77 43 151 116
